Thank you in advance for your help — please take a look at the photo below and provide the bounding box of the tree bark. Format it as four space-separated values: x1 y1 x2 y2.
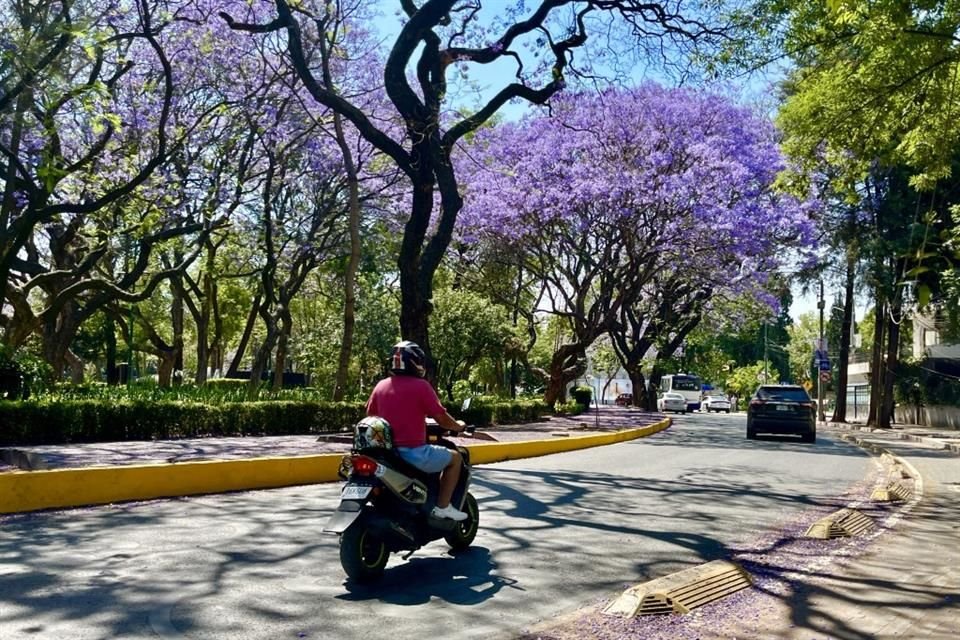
879 288 903 429
543 343 586 405
830 252 856 422
867 293 886 427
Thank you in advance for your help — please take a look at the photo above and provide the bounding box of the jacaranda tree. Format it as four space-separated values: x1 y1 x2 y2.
221 0 737 368
457 85 815 404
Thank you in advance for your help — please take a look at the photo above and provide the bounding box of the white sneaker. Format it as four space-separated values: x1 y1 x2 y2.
431 504 468 521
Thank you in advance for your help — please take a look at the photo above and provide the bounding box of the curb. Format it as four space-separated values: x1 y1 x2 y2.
0 418 671 515
835 432 925 497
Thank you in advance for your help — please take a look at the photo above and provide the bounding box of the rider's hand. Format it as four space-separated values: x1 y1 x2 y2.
456 420 467 432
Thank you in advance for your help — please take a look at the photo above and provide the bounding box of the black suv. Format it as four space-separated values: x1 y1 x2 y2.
746 384 816 443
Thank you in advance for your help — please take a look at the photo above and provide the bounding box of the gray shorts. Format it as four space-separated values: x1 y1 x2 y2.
397 444 453 474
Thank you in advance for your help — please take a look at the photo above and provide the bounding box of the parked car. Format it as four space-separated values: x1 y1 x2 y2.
657 392 687 414
615 393 633 407
701 393 731 413
746 384 816 443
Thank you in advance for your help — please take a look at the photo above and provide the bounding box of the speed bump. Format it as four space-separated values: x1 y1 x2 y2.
603 560 751 617
804 507 874 539
870 480 913 502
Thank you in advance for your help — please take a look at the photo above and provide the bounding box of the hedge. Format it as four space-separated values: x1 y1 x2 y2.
0 400 366 446
0 397 552 446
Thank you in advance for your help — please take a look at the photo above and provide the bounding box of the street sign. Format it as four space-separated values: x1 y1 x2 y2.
819 370 831 382
802 380 813 392
813 350 830 370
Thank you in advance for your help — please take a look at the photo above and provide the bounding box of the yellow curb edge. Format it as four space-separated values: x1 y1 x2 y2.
0 417 670 515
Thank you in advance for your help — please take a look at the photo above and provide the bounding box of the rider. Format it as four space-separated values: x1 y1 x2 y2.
366 340 469 521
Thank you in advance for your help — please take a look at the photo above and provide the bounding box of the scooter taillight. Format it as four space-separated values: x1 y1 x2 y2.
351 455 380 477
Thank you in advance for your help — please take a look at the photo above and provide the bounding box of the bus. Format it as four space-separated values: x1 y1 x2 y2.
660 373 703 412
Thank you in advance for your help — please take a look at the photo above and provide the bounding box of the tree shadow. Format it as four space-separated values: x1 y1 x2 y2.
338 546 520 606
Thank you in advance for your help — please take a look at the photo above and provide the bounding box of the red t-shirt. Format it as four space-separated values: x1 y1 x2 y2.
366 375 446 447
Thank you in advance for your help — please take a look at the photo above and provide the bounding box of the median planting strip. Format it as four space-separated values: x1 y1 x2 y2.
0 418 671 515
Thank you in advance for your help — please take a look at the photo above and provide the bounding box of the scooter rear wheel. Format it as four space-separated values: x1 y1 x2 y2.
340 522 388 582
444 492 479 551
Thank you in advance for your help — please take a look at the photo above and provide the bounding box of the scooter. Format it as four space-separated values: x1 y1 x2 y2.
324 410 480 583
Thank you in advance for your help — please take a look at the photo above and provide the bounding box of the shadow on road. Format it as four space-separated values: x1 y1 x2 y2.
338 546 520 606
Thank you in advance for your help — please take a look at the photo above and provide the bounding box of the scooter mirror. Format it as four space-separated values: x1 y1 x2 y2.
461 397 472 412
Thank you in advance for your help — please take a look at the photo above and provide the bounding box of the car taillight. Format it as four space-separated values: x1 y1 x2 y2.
351 455 380 477
799 402 815 409
750 399 765 407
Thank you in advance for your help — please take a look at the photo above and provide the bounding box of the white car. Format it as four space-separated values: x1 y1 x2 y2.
701 394 731 413
658 392 687 414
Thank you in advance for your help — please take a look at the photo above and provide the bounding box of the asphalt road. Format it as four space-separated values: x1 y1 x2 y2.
0 412 874 640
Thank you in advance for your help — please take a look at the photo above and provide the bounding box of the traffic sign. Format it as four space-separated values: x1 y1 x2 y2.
819 370 831 382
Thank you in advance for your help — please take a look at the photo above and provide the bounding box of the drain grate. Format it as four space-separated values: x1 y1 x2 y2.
603 560 751 617
804 508 874 539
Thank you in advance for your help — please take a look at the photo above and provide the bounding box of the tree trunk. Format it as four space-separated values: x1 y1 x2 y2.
171 273 185 386
247 334 276 400
626 369 648 410
331 114 361 400
106 316 119 384
42 310 81 383
867 294 886 427
195 314 209 383
830 253 856 422
247 300 278 400
879 293 902 429
272 310 291 392
0 90 31 311
227 289 261 377
543 343 586 405
647 364 666 411
398 156 433 341
156 349 175 387
63 348 85 385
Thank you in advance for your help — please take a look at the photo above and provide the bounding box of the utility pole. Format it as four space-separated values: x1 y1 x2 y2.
817 279 826 423
763 321 768 383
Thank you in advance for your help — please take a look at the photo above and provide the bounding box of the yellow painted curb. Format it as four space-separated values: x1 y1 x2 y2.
0 417 670 515
466 419 671 465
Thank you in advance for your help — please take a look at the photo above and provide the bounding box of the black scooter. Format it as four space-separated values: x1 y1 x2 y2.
324 410 479 583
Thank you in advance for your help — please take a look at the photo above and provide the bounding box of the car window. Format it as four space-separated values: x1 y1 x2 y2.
756 386 810 402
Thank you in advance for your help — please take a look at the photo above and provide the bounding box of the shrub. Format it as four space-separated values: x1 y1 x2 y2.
570 385 593 407
0 389 551 446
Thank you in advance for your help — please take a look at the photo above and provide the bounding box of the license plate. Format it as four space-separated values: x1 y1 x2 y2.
341 484 372 500
776 404 788 411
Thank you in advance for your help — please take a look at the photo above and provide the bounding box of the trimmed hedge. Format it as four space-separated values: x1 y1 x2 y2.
0 397 552 446
0 400 366 446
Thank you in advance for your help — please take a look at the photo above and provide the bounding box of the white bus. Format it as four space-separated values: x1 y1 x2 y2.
660 373 703 412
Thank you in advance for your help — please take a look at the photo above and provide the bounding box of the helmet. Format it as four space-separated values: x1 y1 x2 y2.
390 340 426 376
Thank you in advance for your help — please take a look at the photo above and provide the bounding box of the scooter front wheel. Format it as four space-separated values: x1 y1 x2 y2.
339 521 388 583
444 492 479 551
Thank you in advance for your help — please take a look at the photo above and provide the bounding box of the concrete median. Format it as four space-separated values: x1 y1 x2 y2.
0 418 670 515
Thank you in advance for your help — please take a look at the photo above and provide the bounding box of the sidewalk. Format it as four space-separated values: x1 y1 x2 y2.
760 418 954 638
740 421 960 639
519 420 960 640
